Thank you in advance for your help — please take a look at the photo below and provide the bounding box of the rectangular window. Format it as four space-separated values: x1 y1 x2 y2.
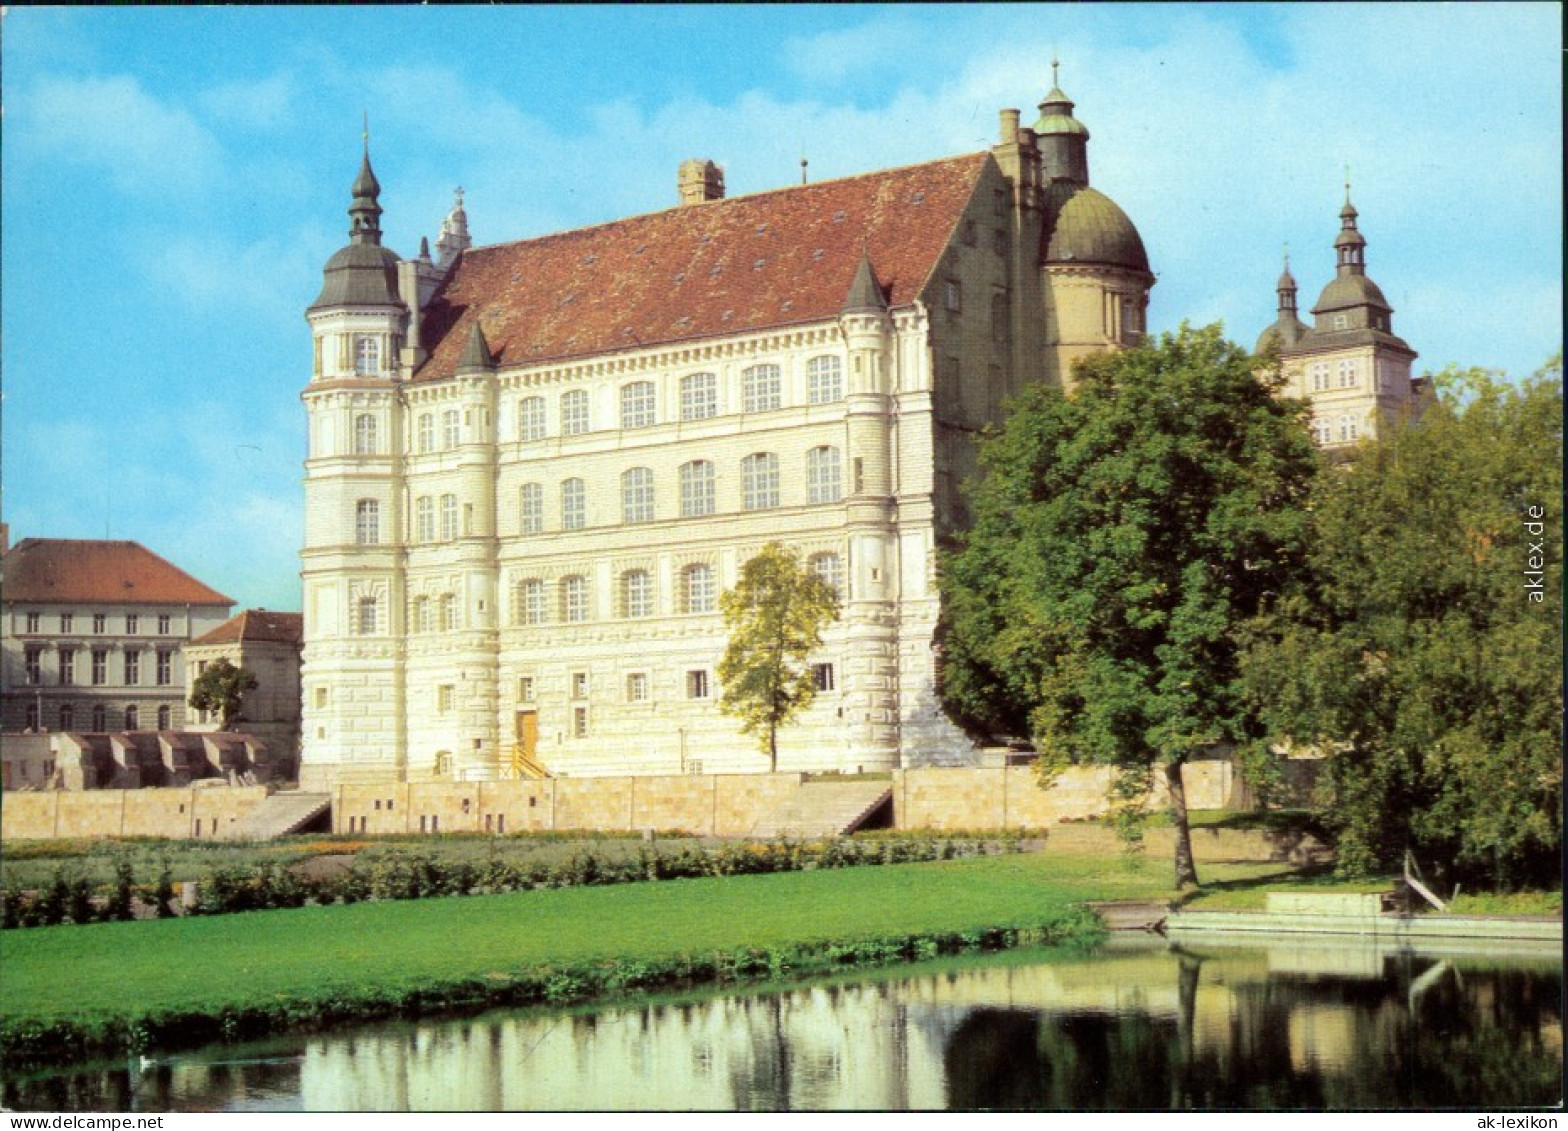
807 446 842 504
518 676 535 703
416 496 435 542
24 612 40 634
680 461 715 518
93 614 107 634
519 579 546 626
563 576 589 624
620 381 656 429
356 499 380 544
125 614 138 635
742 453 780 510
520 484 543 534
60 649 76 685
438 685 455 713
561 479 586 531
61 613 75 633
440 494 458 540
156 651 173 685
442 409 461 448
813 663 836 692
626 672 649 703
357 597 378 635
621 468 655 524
686 670 710 699
680 372 718 421
124 651 141 686
743 364 781 413
418 413 434 453
24 647 42 685
944 279 962 312
92 649 108 685
570 671 591 701
314 687 328 708
683 564 715 614
157 614 171 635
573 706 589 739
807 356 843 404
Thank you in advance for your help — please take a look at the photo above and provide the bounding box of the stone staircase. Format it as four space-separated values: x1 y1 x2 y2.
226 791 333 841
748 780 893 839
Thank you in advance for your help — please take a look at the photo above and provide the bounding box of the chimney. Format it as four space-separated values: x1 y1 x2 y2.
678 159 725 206
1000 108 1020 145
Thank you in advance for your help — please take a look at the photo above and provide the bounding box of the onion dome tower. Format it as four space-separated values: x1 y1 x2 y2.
1256 249 1310 352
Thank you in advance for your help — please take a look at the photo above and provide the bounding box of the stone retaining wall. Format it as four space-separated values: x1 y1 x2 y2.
0 786 270 841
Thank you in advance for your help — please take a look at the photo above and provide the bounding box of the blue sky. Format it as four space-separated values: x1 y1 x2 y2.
2 4 1561 613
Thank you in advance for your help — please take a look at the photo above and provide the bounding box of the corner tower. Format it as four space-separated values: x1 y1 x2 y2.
299 135 411 787
1035 64 1155 390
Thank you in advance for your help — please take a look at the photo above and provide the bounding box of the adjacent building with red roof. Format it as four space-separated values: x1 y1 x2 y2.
186 610 304 774
1 535 233 736
299 75 1154 786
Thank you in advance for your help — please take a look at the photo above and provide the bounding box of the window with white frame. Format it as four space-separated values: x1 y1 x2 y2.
354 413 378 455
686 670 710 699
1338 358 1357 388
62 612 75 633
157 614 170 635
562 576 590 623
807 446 842 504
562 478 586 531
1333 313 1349 331
518 396 546 441
517 579 546 626
520 483 543 534
413 596 431 633
1338 415 1358 443
92 650 107 685
354 335 380 375
124 651 140 686
94 614 106 634
626 671 650 703
743 364 781 413
808 355 843 404
24 612 40 634
355 499 380 544
561 390 590 436
683 563 715 614
680 372 717 421
810 552 844 599
438 685 455 713
24 647 42 685
415 496 435 542
60 649 75 685
742 453 780 510
813 662 836 692
357 597 378 635
621 381 656 429
417 413 434 453
156 651 172 685
680 460 716 517
125 614 138 635
1309 362 1330 393
622 569 653 618
441 494 458 540
442 409 461 448
622 467 655 524
439 593 457 632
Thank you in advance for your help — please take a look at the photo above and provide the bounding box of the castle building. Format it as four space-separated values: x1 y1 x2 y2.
1256 188 1425 446
0 536 233 734
299 78 1154 786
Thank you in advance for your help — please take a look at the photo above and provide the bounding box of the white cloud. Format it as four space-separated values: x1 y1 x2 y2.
780 17 933 86
199 72 298 130
15 74 222 195
144 227 326 317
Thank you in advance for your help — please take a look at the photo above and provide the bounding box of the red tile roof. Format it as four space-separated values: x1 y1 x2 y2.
192 609 303 646
416 152 990 380
1 539 232 606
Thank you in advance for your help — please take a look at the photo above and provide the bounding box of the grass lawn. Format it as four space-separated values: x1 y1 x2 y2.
0 850 1285 1030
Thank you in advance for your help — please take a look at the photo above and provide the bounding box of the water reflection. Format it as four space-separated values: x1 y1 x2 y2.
4 939 1560 1111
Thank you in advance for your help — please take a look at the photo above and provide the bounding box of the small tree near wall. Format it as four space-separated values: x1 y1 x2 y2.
189 657 259 731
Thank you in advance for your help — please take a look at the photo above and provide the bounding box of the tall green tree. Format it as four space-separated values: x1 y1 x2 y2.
188 657 259 731
1242 360 1563 889
941 326 1318 888
719 542 841 771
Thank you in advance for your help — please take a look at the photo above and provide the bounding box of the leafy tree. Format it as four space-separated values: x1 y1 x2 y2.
941 326 1318 888
1242 359 1562 889
188 656 259 731
718 542 841 771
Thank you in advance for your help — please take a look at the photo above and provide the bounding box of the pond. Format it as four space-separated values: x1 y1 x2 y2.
4 936 1560 1111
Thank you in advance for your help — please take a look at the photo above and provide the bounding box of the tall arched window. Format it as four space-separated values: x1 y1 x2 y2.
415 496 434 542
743 364 781 412
680 372 717 421
621 381 656 429
807 446 842 504
518 396 547 441
561 478 586 530
622 569 653 618
807 355 843 404
355 499 380 544
520 483 543 534
561 390 590 436
682 563 715 614
354 413 378 455
622 467 655 524
741 453 780 510
561 576 590 623
417 413 434 453
440 494 458 539
680 460 716 517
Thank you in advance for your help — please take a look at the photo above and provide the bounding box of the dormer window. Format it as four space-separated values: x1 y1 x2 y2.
1332 314 1349 331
